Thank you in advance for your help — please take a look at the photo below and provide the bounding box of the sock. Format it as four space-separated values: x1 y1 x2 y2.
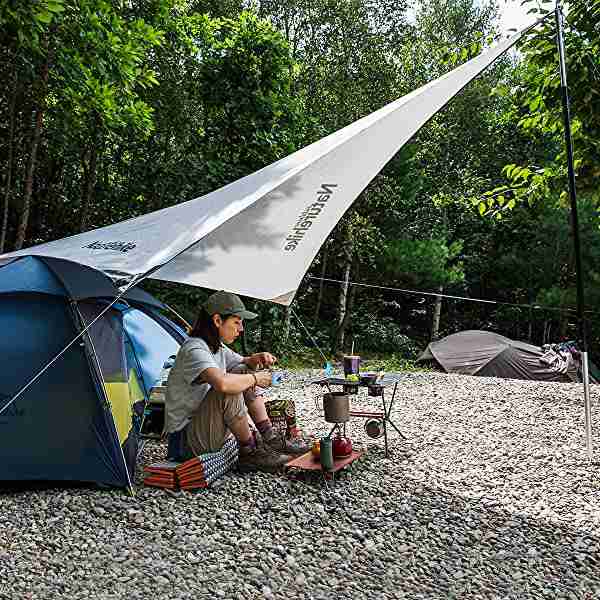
239 432 257 450
255 419 273 437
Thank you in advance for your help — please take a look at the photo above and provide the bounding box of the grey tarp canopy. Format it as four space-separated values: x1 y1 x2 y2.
417 330 579 382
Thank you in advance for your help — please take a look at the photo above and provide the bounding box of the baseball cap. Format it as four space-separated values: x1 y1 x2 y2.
204 290 258 320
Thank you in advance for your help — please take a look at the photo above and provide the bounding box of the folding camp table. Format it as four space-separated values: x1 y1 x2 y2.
311 375 405 457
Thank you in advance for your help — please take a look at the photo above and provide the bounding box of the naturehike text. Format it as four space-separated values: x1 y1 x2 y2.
84 240 137 253
283 183 338 251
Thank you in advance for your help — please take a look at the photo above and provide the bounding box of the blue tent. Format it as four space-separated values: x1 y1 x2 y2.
0 256 186 489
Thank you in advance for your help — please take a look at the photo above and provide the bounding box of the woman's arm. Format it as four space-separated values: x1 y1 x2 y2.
201 368 272 394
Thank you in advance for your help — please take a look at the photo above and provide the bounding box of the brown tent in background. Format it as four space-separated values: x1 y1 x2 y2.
417 330 581 383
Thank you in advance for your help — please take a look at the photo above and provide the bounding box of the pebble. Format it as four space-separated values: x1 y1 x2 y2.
1 369 600 600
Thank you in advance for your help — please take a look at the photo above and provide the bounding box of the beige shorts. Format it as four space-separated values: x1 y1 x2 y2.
184 365 258 455
185 389 248 455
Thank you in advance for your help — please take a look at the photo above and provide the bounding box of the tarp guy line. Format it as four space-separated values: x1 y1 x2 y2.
308 276 599 315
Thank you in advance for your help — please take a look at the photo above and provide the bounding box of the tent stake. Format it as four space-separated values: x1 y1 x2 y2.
555 3 593 459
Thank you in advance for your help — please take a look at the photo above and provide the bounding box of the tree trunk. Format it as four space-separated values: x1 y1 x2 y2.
334 246 353 352
338 278 356 351
259 305 265 349
431 285 443 341
313 246 328 324
14 36 52 250
1 70 18 253
543 320 551 345
282 305 292 342
559 313 568 340
80 141 99 232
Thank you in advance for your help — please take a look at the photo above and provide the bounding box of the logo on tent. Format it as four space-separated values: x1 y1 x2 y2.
83 240 137 253
283 183 338 252
0 394 25 425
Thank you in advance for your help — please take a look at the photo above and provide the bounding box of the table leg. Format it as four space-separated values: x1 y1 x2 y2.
386 382 406 439
388 420 406 438
382 390 389 458
386 382 398 419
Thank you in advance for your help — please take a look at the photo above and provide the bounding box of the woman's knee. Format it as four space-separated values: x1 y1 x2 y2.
221 392 247 422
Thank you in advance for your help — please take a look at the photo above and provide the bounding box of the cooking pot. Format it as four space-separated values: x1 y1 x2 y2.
323 392 350 423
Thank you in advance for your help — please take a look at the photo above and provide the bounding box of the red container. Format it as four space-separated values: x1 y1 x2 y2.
332 435 353 458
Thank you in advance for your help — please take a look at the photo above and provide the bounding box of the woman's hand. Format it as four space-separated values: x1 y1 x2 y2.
254 370 273 388
246 352 277 370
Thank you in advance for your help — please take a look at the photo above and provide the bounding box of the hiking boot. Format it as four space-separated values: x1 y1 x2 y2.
262 429 310 456
237 445 291 473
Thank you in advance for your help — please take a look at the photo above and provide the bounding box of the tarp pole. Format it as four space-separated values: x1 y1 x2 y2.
583 352 593 455
555 3 593 459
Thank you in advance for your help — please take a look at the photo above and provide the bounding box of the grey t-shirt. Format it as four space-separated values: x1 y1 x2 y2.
165 337 244 433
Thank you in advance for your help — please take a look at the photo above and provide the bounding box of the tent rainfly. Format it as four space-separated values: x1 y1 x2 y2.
418 330 581 383
0 24 538 307
0 256 185 488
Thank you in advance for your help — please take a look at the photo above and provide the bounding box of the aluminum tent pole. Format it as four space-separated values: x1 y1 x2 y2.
555 2 593 459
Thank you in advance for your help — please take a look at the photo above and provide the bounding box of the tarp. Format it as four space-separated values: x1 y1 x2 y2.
418 330 580 382
0 26 534 306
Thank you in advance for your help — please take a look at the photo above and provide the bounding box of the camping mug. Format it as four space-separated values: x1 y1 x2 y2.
343 355 361 377
319 437 334 470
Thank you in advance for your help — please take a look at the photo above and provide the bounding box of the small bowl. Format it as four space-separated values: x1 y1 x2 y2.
360 372 378 385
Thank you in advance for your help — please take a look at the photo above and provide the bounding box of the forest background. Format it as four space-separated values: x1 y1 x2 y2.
1 0 599 369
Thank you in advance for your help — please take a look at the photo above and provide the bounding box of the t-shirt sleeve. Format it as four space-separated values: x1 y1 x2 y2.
181 342 220 385
224 345 245 372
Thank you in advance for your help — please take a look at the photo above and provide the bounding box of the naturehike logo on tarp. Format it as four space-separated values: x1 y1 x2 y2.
284 184 338 252
84 240 137 253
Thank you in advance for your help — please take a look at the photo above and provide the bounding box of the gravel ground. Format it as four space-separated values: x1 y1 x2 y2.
2 370 600 600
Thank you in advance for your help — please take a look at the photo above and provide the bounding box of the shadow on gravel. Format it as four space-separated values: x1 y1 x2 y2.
295 449 600 600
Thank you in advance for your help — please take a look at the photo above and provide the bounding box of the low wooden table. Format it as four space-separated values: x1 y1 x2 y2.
284 450 363 486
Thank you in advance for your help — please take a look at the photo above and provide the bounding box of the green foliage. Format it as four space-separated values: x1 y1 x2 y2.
196 11 306 177
483 0 600 214
2 0 600 366
360 354 425 374
348 315 420 356
536 286 576 310
382 238 465 289
276 348 329 370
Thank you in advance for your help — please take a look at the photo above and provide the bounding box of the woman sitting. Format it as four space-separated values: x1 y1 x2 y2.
165 290 307 472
